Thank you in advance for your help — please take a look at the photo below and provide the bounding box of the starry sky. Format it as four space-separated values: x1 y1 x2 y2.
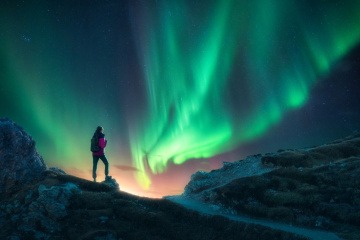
1 0 360 198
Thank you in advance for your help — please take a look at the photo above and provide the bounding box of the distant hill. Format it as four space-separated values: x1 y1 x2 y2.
179 131 360 240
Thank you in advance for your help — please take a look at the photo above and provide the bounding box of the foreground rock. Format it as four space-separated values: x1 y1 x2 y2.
101 175 120 190
1 181 81 239
0 118 46 196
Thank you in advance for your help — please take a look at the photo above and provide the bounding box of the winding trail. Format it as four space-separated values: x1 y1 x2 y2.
167 196 341 240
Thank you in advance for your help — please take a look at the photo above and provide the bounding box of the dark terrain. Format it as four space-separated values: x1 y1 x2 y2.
0 118 307 239
183 132 360 240
0 171 310 240
1 118 359 239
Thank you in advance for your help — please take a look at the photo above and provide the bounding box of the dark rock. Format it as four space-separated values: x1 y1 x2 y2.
80 230 118 240
101 176 120 190
315 216 332 228
24 190 33 204
48 167 67 175
14 183 81 238
34 183 81 220
99 216 109 223
7 236 20 240
0 118 46 196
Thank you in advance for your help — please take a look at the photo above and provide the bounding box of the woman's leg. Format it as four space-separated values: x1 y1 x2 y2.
92 155 100 181
100 155 109 177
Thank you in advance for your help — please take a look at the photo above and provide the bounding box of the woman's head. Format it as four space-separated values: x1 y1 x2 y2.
94 126 104 137
96 126 103 133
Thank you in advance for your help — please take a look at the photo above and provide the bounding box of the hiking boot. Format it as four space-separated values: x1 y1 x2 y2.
105 175 112 181
93 178 96 182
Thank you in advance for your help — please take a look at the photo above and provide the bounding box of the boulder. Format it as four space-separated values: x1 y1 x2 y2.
101 176 120 190
0 118 46 195
15 183 81 238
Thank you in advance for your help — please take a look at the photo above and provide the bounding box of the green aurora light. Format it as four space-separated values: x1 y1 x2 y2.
129 0 360 188
1 1 360 192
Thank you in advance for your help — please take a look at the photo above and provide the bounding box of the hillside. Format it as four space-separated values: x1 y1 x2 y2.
179 131 360 240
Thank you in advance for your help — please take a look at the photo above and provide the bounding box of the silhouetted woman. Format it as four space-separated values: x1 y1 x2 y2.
92 126 109 182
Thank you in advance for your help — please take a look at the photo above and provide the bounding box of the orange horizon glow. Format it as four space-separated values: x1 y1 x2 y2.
46 149 231 199
57 164 190 199
61 166 175 199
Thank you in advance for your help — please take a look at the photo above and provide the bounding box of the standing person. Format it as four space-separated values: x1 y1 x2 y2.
91 126 110 182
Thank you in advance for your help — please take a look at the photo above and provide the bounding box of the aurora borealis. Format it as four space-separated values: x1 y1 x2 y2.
1 0 360 197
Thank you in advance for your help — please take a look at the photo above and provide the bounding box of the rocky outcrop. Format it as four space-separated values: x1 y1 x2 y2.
184 155 273 198
1 182 81 239
0 118 46 196
101 176 120 190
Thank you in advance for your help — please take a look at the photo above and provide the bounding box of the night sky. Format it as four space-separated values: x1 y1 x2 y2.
1 0 360 198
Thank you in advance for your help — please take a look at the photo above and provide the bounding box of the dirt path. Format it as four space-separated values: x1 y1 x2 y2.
167 196 341 240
